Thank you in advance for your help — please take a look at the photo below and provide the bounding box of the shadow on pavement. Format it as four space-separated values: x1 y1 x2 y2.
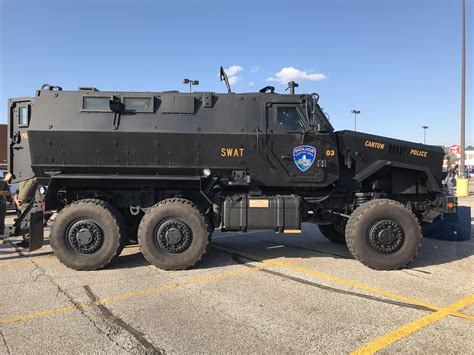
1 224 472 271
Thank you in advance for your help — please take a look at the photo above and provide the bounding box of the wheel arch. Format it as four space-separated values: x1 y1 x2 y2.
354 160 441 193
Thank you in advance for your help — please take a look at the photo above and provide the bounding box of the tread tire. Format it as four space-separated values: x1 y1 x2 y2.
138 198 211 270
50 199 127 271
345 199 422 270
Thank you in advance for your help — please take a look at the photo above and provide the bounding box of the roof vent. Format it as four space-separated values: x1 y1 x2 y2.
79 87 99 91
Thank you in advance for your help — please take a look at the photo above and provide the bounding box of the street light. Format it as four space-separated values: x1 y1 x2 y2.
351 109 361 131
421 125 428 144
182 78 199 93
459 0 466 178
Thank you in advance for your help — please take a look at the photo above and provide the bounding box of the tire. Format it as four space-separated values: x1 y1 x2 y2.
138 198 211 270
318 218 347 244
345 199 422 270
50 199 127 271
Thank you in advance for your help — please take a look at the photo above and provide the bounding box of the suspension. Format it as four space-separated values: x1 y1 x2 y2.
355 193 371 207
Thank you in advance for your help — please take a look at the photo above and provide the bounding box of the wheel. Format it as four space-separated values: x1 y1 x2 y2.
318 217 347 244
138 198 211 270
50 199 127 271
345 199 422 270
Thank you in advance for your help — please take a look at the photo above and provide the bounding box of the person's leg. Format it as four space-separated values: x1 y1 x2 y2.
16 177 38 247
0 196 6 243
18 177 38 214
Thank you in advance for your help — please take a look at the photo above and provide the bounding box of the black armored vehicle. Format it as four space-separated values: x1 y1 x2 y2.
7 69 456 271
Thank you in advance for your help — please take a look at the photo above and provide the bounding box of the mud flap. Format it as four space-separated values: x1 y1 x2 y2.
28 211 44 251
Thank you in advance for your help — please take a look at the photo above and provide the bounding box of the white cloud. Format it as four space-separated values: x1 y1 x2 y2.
250 66 260 73
267 67 326 83
222 65 244 86
228 75 241 85
248 81 255 86
226 65 243 76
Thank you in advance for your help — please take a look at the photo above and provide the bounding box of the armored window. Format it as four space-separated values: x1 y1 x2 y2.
82 97 110 111
18 105 30 127
123 97 153 112
275 107 305 132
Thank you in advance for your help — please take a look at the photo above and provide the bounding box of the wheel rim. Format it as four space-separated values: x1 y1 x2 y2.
368 219 405 254
66 219 104 254
155 219 193 253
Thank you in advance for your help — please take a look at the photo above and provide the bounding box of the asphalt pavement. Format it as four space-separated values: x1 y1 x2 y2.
0 191 473 354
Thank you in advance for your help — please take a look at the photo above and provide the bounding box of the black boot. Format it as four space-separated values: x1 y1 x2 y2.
15 240 29 248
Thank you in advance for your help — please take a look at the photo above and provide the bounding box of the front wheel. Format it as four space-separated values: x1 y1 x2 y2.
345 199 422 270
138 198 211 270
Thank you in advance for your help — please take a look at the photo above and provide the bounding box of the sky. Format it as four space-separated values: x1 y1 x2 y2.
0 0 472 147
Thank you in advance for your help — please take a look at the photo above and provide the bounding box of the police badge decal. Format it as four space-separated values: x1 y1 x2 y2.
293 145 316 172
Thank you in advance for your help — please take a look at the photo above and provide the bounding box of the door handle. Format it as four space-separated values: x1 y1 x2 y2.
255 127 261 152
12 131 21 144
280 155 292 160
12 145 23 151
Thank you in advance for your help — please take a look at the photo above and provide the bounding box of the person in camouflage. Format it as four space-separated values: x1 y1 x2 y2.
13 176 39 248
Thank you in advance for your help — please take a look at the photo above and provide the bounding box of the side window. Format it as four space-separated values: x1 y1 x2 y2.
82 97 111 111
123 97 153 112
18 105 30 127
274 107 305 132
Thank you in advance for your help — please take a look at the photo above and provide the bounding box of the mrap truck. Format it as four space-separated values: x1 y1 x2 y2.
7 69 456 271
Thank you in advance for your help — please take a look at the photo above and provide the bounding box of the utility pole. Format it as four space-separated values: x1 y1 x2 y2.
421 125 428 144
351 109 360 131
460 0 466 177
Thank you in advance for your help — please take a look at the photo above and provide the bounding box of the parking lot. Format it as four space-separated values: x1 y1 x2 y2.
1 196 473 354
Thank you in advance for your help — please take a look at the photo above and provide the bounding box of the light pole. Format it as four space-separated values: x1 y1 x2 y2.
351 109 360 131
421 125 428 144
182 78 199 93
460 0 466 177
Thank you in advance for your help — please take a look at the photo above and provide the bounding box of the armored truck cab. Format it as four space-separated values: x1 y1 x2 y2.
7 80 455 271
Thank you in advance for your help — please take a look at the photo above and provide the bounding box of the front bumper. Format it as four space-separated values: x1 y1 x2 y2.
437 195 457 214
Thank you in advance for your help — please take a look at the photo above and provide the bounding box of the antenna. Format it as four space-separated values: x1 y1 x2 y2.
220 66 232 94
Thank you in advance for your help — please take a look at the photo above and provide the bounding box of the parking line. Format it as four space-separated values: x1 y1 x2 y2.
0 257 56 270
212 245 474 321
351 293 474 354
0 257 301 325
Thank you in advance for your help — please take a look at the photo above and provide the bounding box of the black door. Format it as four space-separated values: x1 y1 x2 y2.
9 100 35 182
265 104 327 183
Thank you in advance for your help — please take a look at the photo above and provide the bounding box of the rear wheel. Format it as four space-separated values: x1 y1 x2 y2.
50 199 127 271
345 199 422 270
138 198 211 270
318 217 347 244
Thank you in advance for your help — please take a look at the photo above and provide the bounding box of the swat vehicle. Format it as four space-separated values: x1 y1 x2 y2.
7 68 456 271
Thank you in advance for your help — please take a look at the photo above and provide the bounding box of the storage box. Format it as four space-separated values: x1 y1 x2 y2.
223 195 301 232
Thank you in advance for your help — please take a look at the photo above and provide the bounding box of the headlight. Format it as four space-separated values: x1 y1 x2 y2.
39 186 46 195
202 168 211 177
